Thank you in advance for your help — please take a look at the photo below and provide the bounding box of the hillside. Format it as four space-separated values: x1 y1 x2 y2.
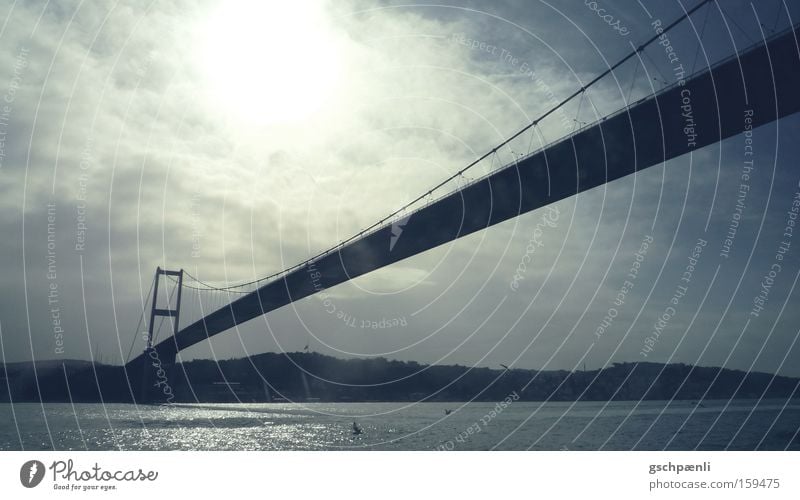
1 353 797 403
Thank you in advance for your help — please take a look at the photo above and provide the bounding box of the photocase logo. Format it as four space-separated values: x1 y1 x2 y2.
20 460 45 488
389 215 411 251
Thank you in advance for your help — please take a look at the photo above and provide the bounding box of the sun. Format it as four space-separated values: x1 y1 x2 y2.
197 0 343 126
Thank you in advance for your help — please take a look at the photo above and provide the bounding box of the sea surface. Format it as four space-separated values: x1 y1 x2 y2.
1 399 798 450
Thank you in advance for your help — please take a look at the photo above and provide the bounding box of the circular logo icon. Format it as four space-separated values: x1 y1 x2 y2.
20 460 45 488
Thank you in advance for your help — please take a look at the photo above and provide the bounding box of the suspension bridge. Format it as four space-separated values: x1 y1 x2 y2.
126 3 800 402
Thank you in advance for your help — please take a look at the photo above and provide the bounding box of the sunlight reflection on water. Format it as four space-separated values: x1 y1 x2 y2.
1 400 798 451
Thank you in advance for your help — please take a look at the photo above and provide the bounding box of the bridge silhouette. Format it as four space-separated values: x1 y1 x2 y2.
126 9 800 402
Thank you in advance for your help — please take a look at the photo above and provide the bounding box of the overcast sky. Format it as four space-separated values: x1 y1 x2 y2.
1 0 799 378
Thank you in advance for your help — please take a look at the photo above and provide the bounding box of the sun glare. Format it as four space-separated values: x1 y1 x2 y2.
198 1 343 126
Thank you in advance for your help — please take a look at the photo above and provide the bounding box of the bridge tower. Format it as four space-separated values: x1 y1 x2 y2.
138 267 183 404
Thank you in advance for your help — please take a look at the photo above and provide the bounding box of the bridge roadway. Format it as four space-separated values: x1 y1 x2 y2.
129 24 800 370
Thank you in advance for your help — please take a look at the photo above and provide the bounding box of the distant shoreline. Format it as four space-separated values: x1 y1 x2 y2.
2 353 798 404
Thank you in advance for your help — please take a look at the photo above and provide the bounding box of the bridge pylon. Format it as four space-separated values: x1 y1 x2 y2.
137 267 183 404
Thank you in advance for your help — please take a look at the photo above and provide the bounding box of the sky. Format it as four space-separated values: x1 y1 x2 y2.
1 0 799 378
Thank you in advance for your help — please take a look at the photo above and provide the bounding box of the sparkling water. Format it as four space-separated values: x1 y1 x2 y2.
1 399 798 451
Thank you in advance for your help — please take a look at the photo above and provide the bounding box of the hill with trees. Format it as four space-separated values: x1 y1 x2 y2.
1 352 797 403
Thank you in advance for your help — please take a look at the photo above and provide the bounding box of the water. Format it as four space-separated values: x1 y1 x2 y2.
1 400 798 450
